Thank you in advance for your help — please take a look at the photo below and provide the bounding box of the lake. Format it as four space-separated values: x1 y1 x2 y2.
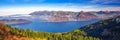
10 18 100 32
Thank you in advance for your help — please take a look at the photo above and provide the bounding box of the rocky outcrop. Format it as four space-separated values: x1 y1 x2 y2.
77 11 97 21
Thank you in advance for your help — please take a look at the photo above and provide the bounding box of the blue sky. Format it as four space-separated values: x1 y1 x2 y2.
0 0 120 6
0 0 120 16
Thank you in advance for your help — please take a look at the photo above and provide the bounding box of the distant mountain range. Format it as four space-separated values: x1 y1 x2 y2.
29 11 120 21
0 19 32 24
0 14 32 24
0 11 120 24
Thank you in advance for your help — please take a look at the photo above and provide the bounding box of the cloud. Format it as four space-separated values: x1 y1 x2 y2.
104 7 120 11
90 0 120 4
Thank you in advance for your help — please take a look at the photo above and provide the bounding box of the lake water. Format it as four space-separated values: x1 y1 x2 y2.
10 18 100 32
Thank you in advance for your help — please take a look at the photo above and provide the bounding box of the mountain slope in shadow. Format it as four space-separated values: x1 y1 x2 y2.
80 16 120 40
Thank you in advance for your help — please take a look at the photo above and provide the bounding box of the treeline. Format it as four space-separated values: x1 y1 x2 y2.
10 27 100 40
80 16 120 40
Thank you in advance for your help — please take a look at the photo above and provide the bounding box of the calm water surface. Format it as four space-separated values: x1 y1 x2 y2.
10 18 100 32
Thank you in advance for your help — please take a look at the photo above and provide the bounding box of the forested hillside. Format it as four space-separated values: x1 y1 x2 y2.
1 15 120 40
0 23 100 40
1 16 120 40
0 23 43 40
80 16 120 40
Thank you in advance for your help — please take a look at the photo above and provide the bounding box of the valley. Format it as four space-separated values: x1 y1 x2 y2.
0 12 120 40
